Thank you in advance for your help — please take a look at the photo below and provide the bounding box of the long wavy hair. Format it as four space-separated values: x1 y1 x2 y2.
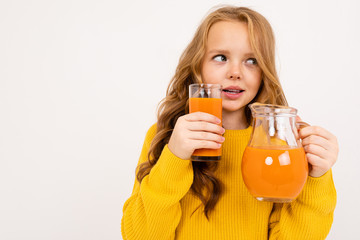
136 6 288 219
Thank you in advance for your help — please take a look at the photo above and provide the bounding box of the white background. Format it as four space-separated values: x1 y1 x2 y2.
0 0 359 239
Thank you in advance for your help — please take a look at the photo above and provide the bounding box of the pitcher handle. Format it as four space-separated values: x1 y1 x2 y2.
296 121 310 130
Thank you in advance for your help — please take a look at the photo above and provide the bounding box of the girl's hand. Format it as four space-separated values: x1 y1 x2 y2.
298 123 339 178
168 112 225 160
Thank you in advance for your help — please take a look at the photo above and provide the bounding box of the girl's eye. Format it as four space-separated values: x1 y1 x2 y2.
213 55 227 62
245 58 257 65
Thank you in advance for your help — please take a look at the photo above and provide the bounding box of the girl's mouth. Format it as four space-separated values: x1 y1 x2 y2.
222 89 244 94
222 87 244 100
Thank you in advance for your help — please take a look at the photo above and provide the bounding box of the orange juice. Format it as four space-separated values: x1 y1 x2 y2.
241 146 308 201
189 97 222 161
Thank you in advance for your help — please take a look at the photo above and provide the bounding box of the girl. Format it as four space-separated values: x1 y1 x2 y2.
121 6 338 240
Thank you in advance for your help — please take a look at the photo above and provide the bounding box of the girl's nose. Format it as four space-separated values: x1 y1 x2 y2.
227 64 242 80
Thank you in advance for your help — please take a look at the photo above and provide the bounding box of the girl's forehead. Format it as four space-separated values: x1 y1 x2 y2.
206 21 250 48
207 21 248 39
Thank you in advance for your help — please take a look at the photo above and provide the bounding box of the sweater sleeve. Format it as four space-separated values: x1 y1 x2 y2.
121 124 194 240
269 169 337 240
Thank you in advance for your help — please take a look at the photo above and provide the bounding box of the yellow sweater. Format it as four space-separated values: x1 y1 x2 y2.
122 124 336 240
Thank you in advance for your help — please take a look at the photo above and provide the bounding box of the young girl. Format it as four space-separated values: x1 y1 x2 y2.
121 6 338 240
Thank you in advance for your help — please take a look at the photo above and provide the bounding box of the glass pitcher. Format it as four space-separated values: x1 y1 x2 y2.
241 103 309 203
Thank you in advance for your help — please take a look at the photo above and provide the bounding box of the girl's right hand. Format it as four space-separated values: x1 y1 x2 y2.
168 112 226 160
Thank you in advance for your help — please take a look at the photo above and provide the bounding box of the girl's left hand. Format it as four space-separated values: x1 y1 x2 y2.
298 124 339 178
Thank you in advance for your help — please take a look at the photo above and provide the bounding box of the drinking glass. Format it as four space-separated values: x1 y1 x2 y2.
189 83 222 161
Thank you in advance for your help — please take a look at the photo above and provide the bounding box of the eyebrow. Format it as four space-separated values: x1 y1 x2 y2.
207 49 255 57
207 49 230 55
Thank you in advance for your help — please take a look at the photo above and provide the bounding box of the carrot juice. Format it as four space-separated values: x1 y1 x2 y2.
241 146 308 202
189 97 222 161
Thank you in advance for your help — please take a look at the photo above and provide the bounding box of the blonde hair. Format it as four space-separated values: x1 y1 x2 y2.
136 6 287 219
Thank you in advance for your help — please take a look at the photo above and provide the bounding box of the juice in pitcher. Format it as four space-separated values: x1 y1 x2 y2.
242 146 308 202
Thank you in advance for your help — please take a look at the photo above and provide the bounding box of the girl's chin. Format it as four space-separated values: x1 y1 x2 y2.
222 104 246 113
222 98 252 112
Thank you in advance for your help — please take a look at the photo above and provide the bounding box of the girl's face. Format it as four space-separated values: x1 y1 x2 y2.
201 20 262 114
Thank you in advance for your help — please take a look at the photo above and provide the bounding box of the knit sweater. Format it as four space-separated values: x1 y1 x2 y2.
121 124 336 240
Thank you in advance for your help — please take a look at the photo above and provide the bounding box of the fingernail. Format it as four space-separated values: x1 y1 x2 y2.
220 136 225 142
216 118 221 124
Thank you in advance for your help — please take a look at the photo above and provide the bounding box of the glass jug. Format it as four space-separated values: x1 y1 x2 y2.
241 103 309 203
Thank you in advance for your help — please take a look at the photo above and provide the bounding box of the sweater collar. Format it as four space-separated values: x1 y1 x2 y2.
223 125 253 138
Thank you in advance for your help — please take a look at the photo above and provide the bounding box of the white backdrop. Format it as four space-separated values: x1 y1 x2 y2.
1 0 359 239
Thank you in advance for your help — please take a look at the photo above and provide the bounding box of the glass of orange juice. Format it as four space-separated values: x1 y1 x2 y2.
189 83 222 161
241 103 308 202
